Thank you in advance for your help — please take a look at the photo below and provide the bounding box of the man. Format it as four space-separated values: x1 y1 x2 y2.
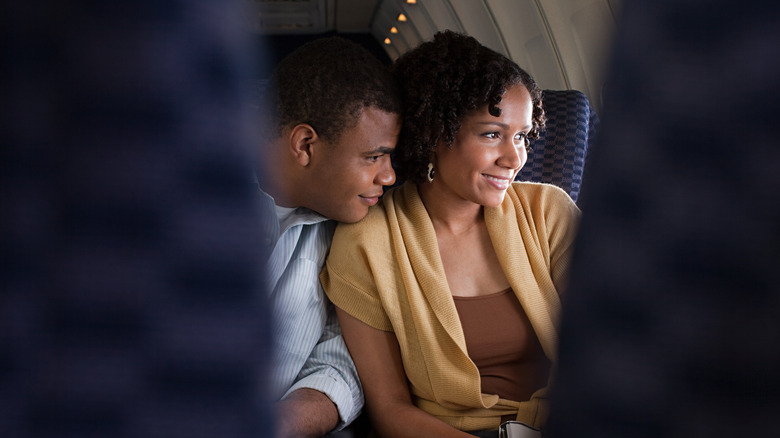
257 37 402 437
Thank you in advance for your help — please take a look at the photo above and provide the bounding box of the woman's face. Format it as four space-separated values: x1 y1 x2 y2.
432 83 533 208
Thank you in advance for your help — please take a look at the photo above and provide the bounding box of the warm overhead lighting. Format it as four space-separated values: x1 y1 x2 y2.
407 0 417 3
390 26 398 34
384 38 391 45
398 13 407 22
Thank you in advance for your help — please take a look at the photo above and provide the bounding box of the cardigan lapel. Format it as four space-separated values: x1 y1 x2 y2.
485 186 560 362
386 184 493 407
388 184 470 354
384 183 559 409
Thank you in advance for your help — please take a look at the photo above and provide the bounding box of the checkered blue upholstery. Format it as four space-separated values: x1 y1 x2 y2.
1 1 274 436
547 2 780 437
515 90 599 203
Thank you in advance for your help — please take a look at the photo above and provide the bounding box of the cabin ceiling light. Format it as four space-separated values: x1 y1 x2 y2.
384 37 391 45
390 26 398 34
397 13 407 22
407 0 417 4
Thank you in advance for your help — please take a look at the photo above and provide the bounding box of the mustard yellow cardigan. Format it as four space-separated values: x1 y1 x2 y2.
321 182 580 431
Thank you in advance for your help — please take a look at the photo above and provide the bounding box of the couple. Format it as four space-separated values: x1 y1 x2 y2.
262 31 580 438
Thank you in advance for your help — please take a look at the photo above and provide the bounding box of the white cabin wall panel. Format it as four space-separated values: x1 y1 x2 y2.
568 3 615 108
607 0 621 20
447 0 507 56
373 0 617 109
398 2 437 43
390 33 410 57
413 0 464 34
524 34 568 91
384 43 401 60
484 0 567 91
396 22 422 53
537 0 616 109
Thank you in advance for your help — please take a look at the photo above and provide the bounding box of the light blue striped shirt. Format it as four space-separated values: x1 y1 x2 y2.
259 188 363 431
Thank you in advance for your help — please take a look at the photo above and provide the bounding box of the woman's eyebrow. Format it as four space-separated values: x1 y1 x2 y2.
473 121 532 130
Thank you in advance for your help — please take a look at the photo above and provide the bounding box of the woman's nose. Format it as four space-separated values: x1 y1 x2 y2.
498 140 526 170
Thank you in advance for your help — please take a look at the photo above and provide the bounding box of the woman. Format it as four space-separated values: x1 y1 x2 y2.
320 31 580 437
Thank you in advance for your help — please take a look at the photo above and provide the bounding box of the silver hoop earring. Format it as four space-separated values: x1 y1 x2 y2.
427 162 435 183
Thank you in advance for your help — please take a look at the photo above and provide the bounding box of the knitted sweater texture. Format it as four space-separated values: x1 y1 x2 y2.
321 182 580 431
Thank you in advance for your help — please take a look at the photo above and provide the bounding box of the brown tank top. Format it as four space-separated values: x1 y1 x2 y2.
452 288 551 402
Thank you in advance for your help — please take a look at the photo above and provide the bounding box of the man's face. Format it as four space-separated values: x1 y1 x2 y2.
305 106 401 223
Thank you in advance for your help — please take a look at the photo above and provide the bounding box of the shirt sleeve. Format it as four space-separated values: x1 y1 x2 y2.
280 292 363 431
270 219 363 431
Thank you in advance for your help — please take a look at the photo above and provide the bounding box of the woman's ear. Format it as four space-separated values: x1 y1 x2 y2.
429 145 439 166
288 123 319 167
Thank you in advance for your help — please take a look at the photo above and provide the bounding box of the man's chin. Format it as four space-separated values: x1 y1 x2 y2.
333 206 369 224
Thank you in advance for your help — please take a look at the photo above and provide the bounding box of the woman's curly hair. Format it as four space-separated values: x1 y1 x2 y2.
392 31 546 183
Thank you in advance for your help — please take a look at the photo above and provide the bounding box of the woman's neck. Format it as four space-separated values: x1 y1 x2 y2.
417 182 484 236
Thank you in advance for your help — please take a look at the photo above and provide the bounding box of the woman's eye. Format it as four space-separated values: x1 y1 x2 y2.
514 133 530 148
483 132 499 139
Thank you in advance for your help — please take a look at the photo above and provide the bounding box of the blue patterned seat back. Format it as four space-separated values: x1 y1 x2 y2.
515 89 599 203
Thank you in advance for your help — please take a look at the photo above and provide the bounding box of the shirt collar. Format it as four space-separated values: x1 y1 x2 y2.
258 187 329 233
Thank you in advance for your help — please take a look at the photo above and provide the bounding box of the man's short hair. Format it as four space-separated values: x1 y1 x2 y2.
264 37 401 143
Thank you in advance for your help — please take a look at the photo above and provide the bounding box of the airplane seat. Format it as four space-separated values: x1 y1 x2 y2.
516 89 599 204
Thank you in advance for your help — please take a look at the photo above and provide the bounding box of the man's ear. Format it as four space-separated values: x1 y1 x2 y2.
288 123 319 167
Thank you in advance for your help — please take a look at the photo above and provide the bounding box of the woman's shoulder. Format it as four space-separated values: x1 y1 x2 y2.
327 193 397 283
331 187 404 252
509 181 577 207
334 202 389 237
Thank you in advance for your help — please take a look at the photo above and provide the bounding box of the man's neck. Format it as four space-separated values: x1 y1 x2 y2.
260 180 297 209
258 157 300 209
